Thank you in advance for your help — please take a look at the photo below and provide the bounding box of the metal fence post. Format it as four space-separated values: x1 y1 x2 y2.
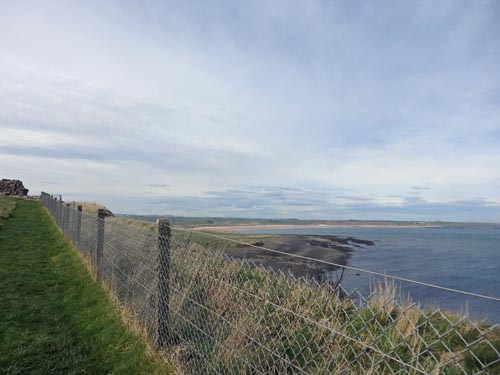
61 201 64 231
62 203 66 233
96 209 106 280
58 199 63 227
76 205 82 248
157 219 171 349
50 195 54 216
65 203 70 235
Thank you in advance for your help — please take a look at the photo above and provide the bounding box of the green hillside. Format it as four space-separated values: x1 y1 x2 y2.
0 199 171 375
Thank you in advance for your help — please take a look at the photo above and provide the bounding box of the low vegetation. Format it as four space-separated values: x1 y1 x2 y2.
165 241 500 374
71 201 106 215
0 199 171 374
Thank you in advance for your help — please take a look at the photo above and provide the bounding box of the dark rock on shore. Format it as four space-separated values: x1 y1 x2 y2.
224 234 374 279
306 235 375 247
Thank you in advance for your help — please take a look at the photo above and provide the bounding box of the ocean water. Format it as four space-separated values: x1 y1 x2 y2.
236 226 500 323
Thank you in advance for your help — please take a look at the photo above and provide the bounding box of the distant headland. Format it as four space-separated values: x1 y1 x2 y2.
117 214 500 231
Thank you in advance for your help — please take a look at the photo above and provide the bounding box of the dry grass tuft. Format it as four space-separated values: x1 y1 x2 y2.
370 277 397 316
74 201 107 216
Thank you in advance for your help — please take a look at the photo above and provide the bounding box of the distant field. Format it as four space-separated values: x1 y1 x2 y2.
118 213 500 229
0 200 171 375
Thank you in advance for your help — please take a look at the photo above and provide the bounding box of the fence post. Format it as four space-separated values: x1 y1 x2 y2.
65 203 70 235
76 205 82 248
96 209 106 281
58 199 63 227
62 203 66 233
157 219 171 349
61 202 64 231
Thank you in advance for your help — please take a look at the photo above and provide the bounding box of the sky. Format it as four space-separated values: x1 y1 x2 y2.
1 0 499 221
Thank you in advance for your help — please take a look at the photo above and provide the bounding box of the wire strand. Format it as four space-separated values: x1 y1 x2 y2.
173 227 500 302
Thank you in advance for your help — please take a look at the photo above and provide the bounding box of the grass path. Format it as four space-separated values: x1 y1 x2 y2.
0 200 171 375
0 197 17 229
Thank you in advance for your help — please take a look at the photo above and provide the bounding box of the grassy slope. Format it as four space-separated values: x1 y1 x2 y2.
168 244 500 374
0 199 171 375
0 197 17 228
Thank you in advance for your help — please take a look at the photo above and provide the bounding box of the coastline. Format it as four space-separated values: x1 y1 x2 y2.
222 234 375 279
193 223 442 232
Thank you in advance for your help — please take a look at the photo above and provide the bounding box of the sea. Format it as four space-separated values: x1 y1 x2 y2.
235 226 500 323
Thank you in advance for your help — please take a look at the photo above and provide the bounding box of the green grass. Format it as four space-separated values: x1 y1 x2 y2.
0 197 17 228
0 199 171 375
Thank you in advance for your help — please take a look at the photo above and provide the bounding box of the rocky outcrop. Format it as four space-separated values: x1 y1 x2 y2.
0 179 29 196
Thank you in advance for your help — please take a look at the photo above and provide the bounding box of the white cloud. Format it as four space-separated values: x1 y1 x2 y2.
0 0 499 221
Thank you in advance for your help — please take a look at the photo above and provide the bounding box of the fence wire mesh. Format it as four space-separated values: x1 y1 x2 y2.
41 193 159 343
40 193 500 375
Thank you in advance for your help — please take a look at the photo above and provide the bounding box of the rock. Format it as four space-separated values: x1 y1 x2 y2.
0 179 29 196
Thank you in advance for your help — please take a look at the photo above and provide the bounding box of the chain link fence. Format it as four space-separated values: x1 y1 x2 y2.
40 193 500 374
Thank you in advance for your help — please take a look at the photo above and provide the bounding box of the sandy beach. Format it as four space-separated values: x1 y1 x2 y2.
193 223 442 232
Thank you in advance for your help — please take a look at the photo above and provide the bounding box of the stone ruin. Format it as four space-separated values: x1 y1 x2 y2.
0 179 29 196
